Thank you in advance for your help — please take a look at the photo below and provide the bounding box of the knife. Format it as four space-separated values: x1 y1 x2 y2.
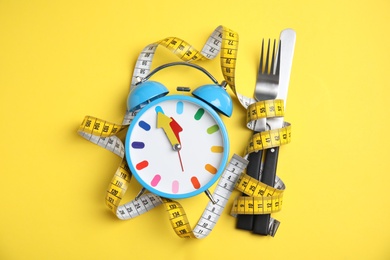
252 29 296 235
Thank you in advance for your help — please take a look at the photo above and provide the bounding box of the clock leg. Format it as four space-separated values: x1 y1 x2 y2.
135 187 147 200
204 189 217 204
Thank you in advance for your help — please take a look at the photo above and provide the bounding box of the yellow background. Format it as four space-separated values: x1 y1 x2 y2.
1 0 389 259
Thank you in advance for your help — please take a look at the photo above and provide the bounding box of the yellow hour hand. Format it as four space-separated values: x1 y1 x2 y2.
157 112 182 151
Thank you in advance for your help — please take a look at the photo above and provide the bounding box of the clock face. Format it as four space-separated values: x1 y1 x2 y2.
125 95 229 199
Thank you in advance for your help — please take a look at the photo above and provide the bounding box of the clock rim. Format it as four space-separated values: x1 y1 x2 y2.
125 94 230 199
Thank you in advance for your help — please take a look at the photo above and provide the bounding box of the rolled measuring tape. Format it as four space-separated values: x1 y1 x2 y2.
78 25 291 238
78 115 249 238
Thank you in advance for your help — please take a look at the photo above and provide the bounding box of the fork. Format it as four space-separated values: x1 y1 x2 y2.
255 39 281 128
252 39 281 235
236 39 281 234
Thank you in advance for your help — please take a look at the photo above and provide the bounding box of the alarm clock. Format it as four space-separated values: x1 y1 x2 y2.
125 62 232 200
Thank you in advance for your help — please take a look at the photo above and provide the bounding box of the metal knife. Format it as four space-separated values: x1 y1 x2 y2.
252 29 296 235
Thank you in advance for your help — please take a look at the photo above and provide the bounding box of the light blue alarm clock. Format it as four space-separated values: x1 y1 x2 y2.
125 62 232 199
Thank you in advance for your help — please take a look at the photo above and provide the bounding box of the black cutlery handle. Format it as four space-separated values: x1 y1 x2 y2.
235 149 263 230
253 146 279 235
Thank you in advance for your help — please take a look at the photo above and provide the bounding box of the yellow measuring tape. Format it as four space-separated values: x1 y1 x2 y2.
78 25 290 238
232 170 285 215
247 99 285 124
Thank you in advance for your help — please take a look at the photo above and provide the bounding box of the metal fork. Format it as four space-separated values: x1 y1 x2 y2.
258 39 280 86
255 38 281 131
253 39 281 235
236 39 281 234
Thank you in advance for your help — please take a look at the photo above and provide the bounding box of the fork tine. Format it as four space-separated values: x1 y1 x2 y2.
270 39 276 74
259 39 264 74
274 40 281 77
259 39 278 75
265 39 270 74
254 38 280 101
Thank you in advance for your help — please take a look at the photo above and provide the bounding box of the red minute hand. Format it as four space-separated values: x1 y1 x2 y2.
169 118 184 172
169 118 183 143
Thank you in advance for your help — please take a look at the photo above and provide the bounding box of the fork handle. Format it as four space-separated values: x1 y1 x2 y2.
253 146 279 235
235 149 263 230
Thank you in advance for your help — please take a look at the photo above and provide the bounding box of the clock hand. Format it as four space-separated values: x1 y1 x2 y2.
177 149 185 172
156 112 185 172
157 112 181 150
169 117 183 144
169 118 185 171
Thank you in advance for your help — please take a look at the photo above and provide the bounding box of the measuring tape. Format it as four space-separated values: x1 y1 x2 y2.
232 170 285 214
78 116 127 157
247 99 284 125
78 116 249 238
78 117 249 238
78 25 291 238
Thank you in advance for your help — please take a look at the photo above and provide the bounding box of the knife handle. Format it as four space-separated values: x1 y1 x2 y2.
252 146 279 235
235 149 263 230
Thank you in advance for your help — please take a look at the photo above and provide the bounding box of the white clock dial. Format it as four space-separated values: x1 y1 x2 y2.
125 95 229 199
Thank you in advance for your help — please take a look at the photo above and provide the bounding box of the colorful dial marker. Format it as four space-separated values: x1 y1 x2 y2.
155 106 164 114
176 101 183 114
172 180 179 193
131 141 145 149
136 160 149 170
211 146 224 153
138 121 151 131
194 108 204 120
207 125 219 134
151 174 161 187
190 177 201 189
205 164 217 174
